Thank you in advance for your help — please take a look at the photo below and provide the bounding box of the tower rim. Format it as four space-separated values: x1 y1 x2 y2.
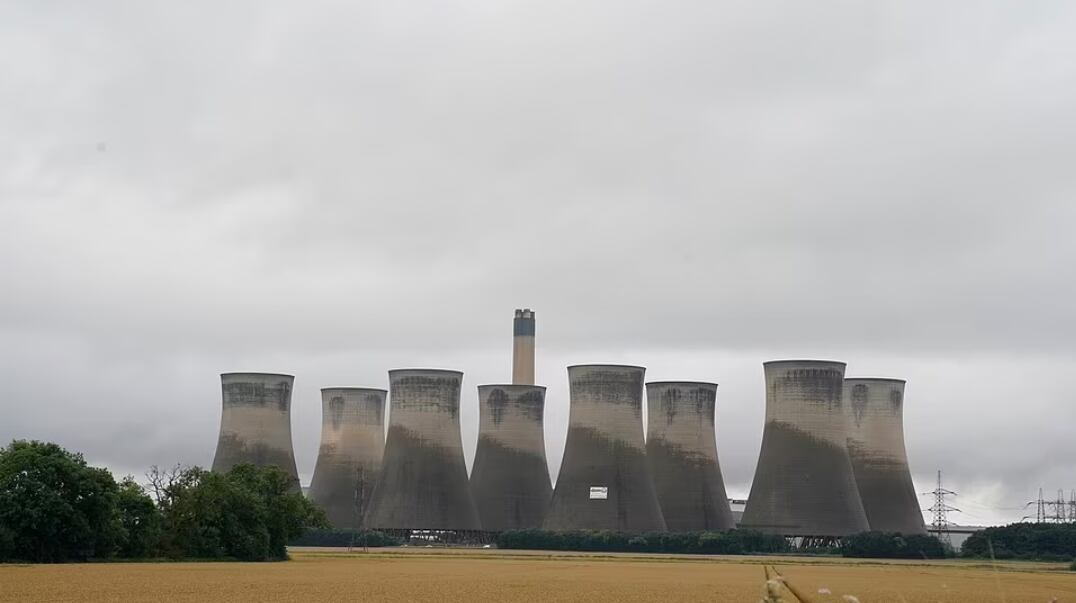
844 377 907 383
645 380 719 388
762 359 846 367
220 372 294 379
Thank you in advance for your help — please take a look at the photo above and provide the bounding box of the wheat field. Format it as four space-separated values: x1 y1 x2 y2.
1 549 1074 602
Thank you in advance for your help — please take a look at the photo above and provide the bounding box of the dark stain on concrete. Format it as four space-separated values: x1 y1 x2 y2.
545 426 666 532
470 436 552 531
365 426 480 530
741 420 868 536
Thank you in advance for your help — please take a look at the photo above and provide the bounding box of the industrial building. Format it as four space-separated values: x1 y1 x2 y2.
211 372 300 488
469 384 552 530
307 387 386 529
740 360 869 537
544 364 666 532
364 369 481 531
645 381 736 531
844 378 926 534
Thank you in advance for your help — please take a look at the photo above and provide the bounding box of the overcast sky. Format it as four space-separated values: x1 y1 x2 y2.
3 1 1075 526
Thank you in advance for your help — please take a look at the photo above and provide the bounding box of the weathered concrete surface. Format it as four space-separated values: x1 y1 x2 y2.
845 378 926 535
741 360 869 537
545 365 666 532
512 309 535 385
645 382 735 532
364 369 481 530
307 388 386 529
211 373 299 488
470 385 552 531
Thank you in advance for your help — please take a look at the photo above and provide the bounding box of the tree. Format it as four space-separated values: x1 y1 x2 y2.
116 476 161 558
158 464 326 561
0 440 123 562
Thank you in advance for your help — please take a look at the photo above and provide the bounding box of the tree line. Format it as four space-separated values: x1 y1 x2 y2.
961 523 1076 561
0 440 326 562
497 529 954 558
497 528 790 554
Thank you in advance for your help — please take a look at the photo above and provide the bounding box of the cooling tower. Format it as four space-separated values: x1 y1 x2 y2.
307 388 386 529
512 309 535 385
364 369 481 530
740 360 868 536
211 373 299 487
469 385 552 531
844 378 926 535
645 382 735 531
544 365 666 532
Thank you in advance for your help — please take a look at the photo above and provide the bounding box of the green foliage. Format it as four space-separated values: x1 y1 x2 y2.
289 529 402 548
159 464 327 561
0 440 124 562
841 531 948 559
116 477 161 558
961 523 1076 561
0 440 327 563
496 529 788 555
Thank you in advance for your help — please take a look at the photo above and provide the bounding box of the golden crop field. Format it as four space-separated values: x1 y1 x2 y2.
1 548 1075 602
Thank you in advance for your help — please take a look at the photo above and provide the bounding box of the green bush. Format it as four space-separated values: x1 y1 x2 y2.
496 529 788 555
841 531 947 559
289 529 401 548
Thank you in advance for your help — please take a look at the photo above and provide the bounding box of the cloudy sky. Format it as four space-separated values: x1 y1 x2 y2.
3 1 1075 526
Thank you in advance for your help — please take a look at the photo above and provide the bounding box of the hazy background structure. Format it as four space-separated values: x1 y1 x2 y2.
645 381 735 531
741 360 868 536
469 384 552 531
845 378 926 535
307 387 386 529
211 372 300 487
545 364 666 532
364 369 480 530
512 309 535 385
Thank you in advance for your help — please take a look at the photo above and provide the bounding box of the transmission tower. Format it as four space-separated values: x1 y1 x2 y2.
1031 488 1046 523
1024 488 1076 524
923 470 959 546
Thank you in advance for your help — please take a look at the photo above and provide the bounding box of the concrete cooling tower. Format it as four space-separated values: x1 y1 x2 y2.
544 365 666 532
741 360 868 537
364 369 481 531
469 385 552 531
211 373 300 487
844 378 926 535
645 382 735 531
307 388 386 529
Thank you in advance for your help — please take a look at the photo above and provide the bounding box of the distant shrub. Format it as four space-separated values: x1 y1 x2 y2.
842 531 947 559
289 529 401 548
496 529 788 555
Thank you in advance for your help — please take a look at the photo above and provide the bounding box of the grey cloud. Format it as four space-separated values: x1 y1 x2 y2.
3 0 1075 527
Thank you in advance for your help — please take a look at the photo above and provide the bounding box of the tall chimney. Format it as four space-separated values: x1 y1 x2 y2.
512 308 535 385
